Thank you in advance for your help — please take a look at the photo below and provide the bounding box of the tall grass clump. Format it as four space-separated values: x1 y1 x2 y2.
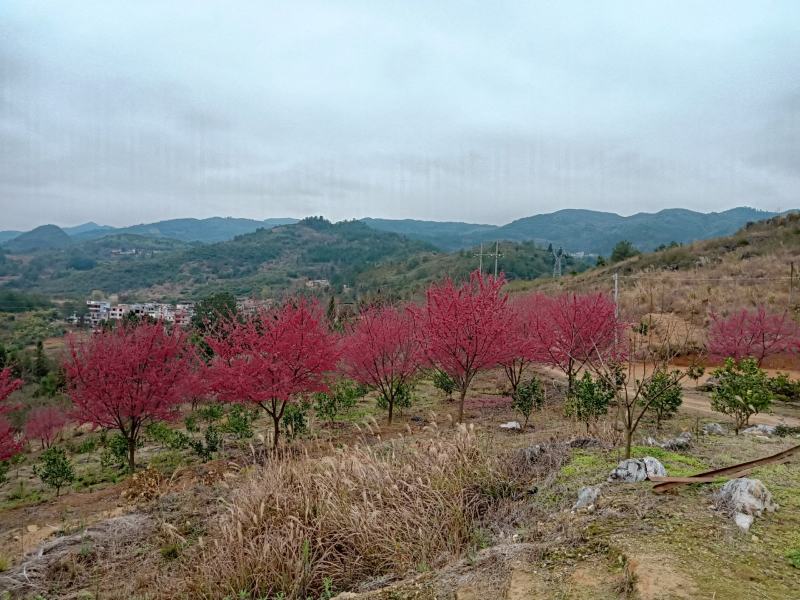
189 425 509 598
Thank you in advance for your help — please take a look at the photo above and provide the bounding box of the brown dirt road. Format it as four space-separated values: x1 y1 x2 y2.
531 364 800 428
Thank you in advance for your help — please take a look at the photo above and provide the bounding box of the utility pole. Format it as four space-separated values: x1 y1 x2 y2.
474 243 490 273
485 241 503 277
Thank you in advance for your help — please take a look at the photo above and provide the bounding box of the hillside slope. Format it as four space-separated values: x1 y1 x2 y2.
3 225 72 253
525 212 800 323
360 218 498 250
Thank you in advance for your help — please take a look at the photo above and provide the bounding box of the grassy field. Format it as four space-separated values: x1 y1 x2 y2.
1 365 798 599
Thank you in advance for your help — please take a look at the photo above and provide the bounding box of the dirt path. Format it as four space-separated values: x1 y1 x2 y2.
679 388 800 426
530 364 800 428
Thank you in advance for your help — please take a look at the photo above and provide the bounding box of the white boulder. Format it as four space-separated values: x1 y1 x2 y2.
608 457 667 483
573 486 601 510
715 478 777 532
499 421 522 431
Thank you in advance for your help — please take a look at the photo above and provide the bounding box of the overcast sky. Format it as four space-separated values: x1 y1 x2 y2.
1 1 798 230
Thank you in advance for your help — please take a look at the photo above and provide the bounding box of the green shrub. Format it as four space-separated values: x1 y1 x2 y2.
377 382 413 415
34 447 75 496
146 422 190 450
283 403 309 441
711 358 773 433
768 372 800 404
566 372 614 432
511 377 545 427
787 548 800 569
432 370 456 399
189 424 222 461
100 433 132 470
197 404 224 423
221 404 255 440
314 380 363 425
641 370 683 428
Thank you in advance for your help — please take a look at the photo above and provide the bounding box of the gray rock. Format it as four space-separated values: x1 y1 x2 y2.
715 478 777 532
608 457 667 483
742 424 776 436
661 431 692 450
500 420 522 431
568 437 605 449
517 444 548 463
573 486 601 510
702 423 726 435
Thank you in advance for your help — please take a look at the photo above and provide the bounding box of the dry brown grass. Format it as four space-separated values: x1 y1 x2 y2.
185 425 516 599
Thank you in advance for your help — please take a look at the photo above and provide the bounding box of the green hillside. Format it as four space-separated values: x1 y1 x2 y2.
0 218 583 301
3 218 435 300
3 225 72 253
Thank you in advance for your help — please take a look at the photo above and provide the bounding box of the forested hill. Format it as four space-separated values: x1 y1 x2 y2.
0 219 435 300
0 218 582 301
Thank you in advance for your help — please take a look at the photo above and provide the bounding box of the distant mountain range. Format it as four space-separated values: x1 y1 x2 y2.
0 217 299 251
363 207 782 254
0 207 784 256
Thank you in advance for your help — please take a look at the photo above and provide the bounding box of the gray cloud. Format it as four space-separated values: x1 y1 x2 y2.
1 0 798 230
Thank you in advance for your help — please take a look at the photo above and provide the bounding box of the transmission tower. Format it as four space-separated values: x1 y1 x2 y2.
552 246 564 278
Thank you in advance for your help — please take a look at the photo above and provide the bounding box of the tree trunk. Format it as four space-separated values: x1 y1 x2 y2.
624 427 633 459
458 387 467 424
272 413 281 450
127 437 136 472
387 394 394 425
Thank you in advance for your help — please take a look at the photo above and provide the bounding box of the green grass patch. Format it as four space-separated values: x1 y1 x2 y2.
559 450 613 479
787 548 800 569
629 445 707 476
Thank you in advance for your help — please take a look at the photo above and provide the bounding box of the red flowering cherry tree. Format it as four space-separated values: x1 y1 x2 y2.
25 406 69 449
498 294 546 395
418 271 510 423
531 292 621 394
64 322 194 471
206 299 338 449
342 305 422 424
0 368 24 461
708 306 800 366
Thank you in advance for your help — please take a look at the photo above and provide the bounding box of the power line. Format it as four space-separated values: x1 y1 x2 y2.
615 275 795 282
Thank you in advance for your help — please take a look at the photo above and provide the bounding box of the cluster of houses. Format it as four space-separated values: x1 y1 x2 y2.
72 296 283 329
73 300 197 328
